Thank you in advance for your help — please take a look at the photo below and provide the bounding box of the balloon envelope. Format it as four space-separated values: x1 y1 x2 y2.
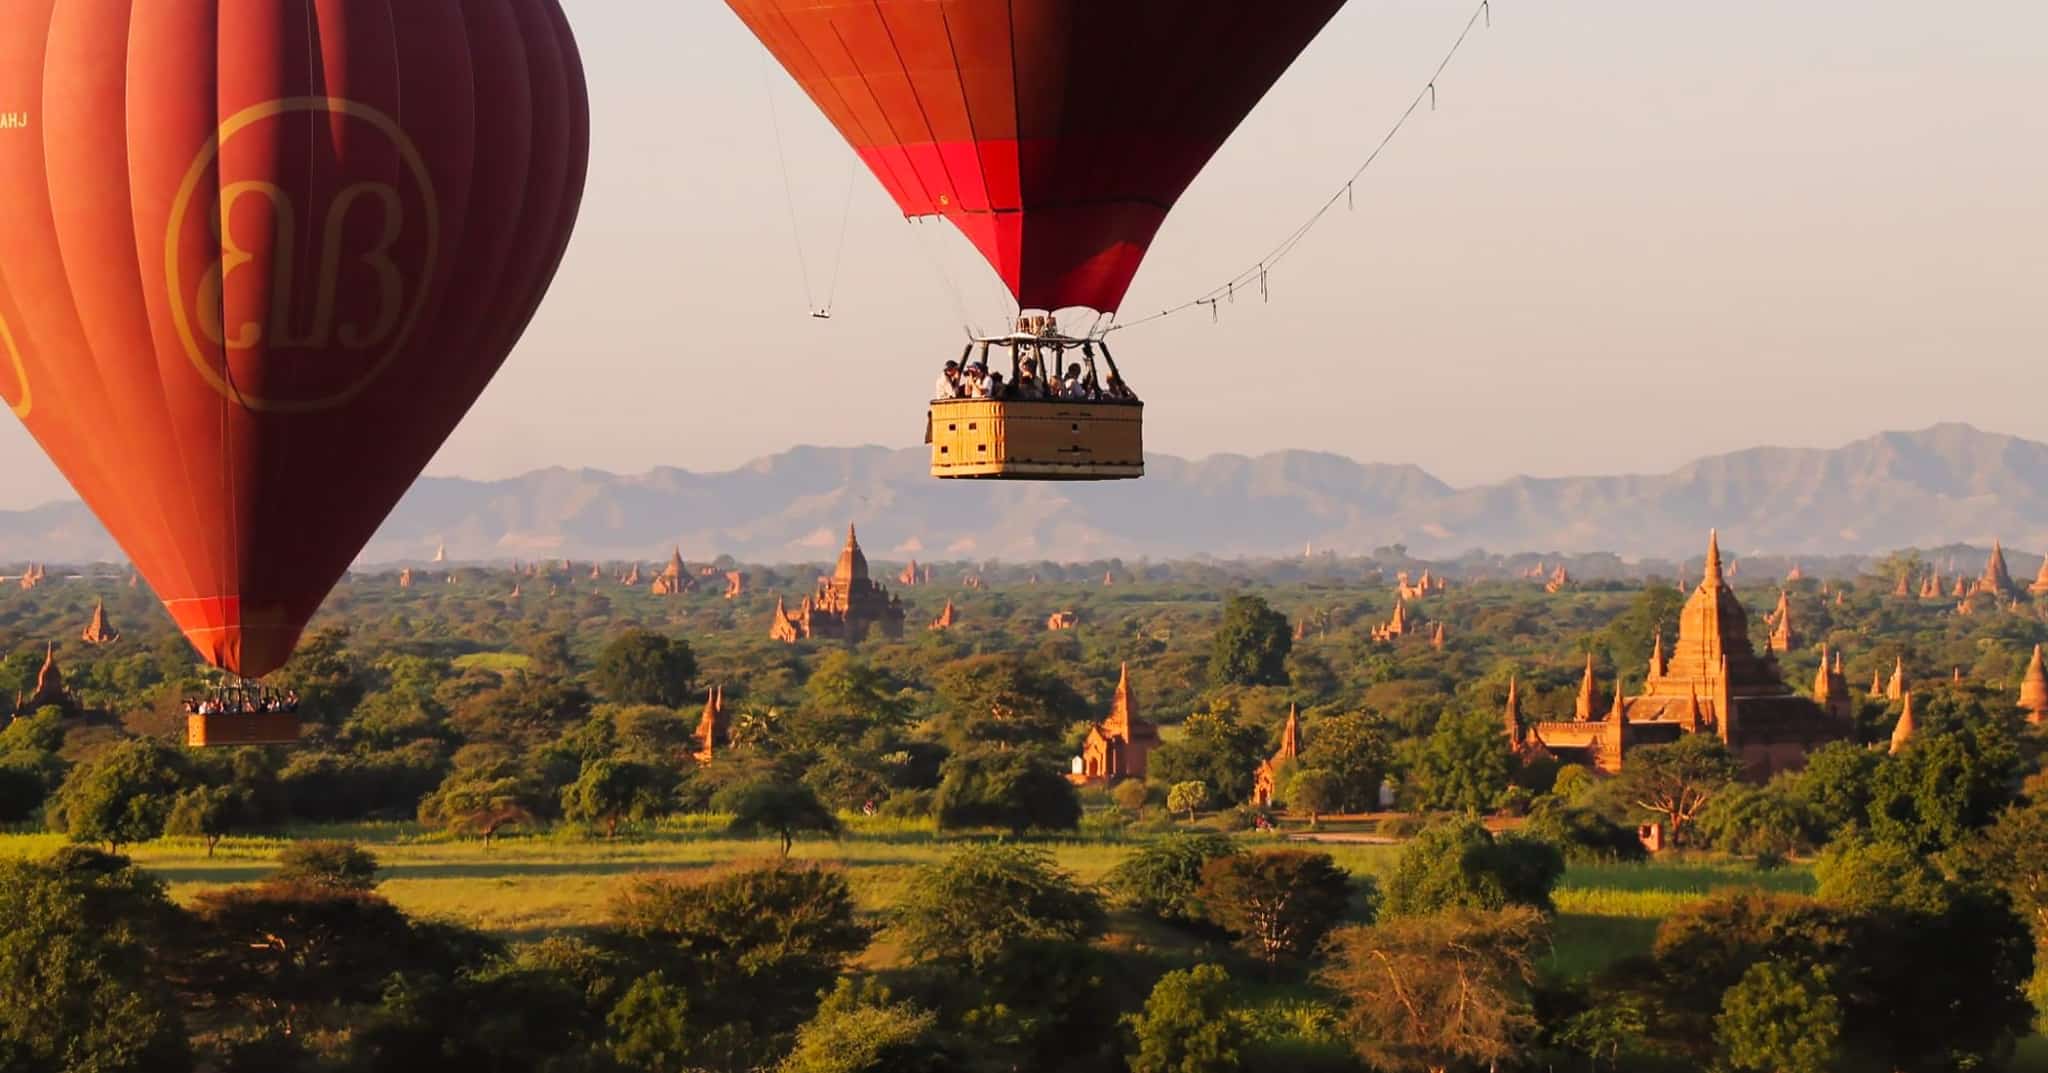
727 0 1349 313
0 1 589 677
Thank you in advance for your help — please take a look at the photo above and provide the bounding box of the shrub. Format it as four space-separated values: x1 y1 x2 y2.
1198 850 1356 964
1106 833 1242 926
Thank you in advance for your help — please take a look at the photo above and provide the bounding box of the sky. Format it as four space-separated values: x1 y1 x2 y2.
1 0 2043 509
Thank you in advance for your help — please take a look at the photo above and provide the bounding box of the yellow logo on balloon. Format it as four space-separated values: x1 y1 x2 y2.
166 97 440 413
0 311 29 419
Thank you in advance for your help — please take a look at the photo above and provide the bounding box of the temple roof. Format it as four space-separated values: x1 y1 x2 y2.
1889 692 1917 755
2020 645 2048 721
834 525 870 585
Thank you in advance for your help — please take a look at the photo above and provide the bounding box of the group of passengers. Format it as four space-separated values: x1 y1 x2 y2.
933 356 1137 403
185 688 300 717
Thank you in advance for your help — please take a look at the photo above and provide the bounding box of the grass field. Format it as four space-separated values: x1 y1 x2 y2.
0 819 1812 978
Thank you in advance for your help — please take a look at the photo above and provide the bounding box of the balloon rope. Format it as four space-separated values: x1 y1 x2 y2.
1110 0 1495 334
761 58 818 313
819 156 858 316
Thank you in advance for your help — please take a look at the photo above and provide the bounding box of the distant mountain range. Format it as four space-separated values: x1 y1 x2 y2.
3 423 2046 565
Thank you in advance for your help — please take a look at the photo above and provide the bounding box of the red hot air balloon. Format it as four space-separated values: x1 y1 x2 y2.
727 0 1347 481
727 0 1348 314
0 1 589 679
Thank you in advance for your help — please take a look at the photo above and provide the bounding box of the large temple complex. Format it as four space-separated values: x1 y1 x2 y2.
769 526 907 643
1506 532 1855 777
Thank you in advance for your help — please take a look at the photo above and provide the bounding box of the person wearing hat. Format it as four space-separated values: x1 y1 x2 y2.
934 360 965 400
964 362 990 398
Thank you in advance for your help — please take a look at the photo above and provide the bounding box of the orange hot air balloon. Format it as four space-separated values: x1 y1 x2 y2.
0 2 589 678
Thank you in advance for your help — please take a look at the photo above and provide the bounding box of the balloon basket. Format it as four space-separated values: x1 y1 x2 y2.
929 398 1144 481
186 712 301 749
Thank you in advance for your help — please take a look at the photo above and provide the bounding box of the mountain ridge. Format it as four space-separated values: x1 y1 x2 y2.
3 423 2045 564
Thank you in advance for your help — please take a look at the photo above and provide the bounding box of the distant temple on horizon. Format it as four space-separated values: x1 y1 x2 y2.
769 526 906 643
1506 531 1854 778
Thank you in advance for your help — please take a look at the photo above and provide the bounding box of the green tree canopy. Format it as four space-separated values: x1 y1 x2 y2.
1208 595 1292 688
594 629 698 708
1124 964 1250 1073
1609 734 1741 844
1715 961 1843 1073
931 749 1081 835
1198 849 1357 964
1148 709 1266 806
1382 820 1564 918
561 757 676 839
1106 832 1241 927
47 739 190 851
716 777 842 856
894 843 1104 970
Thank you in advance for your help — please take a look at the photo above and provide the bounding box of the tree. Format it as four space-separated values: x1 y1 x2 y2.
717 777 842 856
1208 595 1292 688
1610 735 1740 845
560 757 675 838
1112 778 1150 814
191 880 480 1035
1791 740 1881 835
46 739 188 851
802 651 910 727
350 961 603 1073
1813 834 1953 913
274 840 380 891
1106 832 1241 927
1382 820 1564 917
932 749 1081 834
1691 783 1822 858
164 784 248 857
1523 797 1647 864
1124 964 1250 1073
1167 780 1209 821
894 843 1104 970
1868 724 2019 854
606 971 695 1073
932 655 1085 753
1321 907 1547 1073
1963 800 2048 938
1714 961 1843 1073
594 629 697 707
609 863 870 1047
1198 850 1357 964
777 979 946 1073
1148 710 1266 806
0 855 191 1073
1298 712 1393 813
417 762 542 845
1286 767 1342 828
1405 708 1513 813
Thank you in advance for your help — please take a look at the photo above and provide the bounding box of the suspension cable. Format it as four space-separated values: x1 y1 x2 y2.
1111 0 1496 334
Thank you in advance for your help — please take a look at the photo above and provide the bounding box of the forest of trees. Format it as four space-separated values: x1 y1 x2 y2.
3 547 2047 1071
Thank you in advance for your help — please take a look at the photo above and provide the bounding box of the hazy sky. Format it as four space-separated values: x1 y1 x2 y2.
2 0 2042 509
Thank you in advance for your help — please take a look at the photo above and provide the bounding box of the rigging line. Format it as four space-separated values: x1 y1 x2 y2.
1110 0 1496 334
760 56 817 312
904 218 978 338
819 154 858 314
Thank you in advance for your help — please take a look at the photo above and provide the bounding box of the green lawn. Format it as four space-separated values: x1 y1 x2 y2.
0 821 1804 978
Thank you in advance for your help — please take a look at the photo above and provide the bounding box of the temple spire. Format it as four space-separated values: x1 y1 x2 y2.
1889 691 1917 755
1609 676 1628 723
1576 653 1598 721
1105 663 1136 735
1703 529 1725 589
1503 677 1523 744
1886 656 1906 702
2021 645 2048 725
1276 704 1303 762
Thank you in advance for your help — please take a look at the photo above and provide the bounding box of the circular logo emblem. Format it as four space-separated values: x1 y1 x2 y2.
0 311 29 419
167 97 439 413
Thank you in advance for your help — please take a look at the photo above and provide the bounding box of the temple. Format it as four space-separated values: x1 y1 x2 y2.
1371 598 1420 642
13 643 71 715
1765 591 1798 652
17 564 46 591
769 526 906 643
1546 566 1572 594
1397 570 1446 601
399 568 415 589
1071 664 1158 785
2020 645 2048 725
1889 692 1917 755
898 561 933 587
81 601 118 646
1886 657 1906 702
1251 705 1304 807
1047 611 1079 632
651 549 691 596
1973 541 2020 600
1507 531 1851 777
929 599 958 631
692 685 728 763
723 571 748 599
2031 557 2048 596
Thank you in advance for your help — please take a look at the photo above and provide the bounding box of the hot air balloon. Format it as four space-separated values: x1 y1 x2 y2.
0 2 589 744
727 0 1349 480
